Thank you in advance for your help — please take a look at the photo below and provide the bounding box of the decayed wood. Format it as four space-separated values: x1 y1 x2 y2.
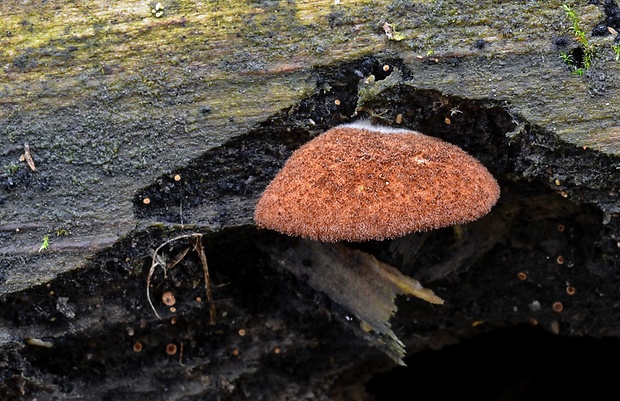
2 0 620 399
1 0 618 292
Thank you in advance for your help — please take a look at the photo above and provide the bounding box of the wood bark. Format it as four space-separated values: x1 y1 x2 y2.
1 1 620 399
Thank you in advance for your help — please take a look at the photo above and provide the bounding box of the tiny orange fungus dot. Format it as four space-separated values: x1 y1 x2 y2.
143 197 151 205
552 302 563 313
166 343 177 355
557 255 564 265
133 342 143 352
517 272 527 281
162 291 176 306
238 329 246 336
334 99 341 106
174 174 181 181
566 286 576 295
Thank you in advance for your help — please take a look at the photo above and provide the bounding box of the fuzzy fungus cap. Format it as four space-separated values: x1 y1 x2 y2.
254 122 500 242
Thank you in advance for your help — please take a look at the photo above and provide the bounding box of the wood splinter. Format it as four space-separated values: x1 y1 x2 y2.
19 143 36 171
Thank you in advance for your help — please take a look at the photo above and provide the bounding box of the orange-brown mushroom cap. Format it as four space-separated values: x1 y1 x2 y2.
254 122 500 242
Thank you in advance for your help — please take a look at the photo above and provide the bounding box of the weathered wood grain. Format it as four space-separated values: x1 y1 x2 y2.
2 1 620 399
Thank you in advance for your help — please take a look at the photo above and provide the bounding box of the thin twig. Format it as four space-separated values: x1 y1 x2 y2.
179 341 185 366
167 246 191 270
146 233 204 320
191 236 217 325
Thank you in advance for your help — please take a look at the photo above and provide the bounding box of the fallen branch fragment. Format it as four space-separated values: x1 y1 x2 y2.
267 239 443 365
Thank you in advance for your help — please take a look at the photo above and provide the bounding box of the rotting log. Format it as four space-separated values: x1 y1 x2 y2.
2 1 620 399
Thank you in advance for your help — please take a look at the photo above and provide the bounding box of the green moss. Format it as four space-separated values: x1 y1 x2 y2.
613 43 620 61
4 163 19 175
56 228 71 236
559 4 595 75
38 235 50 252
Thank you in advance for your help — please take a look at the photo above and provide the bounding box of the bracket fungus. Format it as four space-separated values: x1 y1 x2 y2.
255 121 500 242
254 121 500 364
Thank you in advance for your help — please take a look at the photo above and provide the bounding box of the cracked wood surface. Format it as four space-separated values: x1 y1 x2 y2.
1 0 619 293
2 2 620 399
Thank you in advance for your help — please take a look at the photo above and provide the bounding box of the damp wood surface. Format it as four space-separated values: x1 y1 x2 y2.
1 0 619 291
2 1 620 400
